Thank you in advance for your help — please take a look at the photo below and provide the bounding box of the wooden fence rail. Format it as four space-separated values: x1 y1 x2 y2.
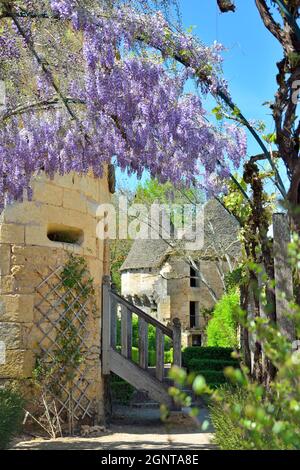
102 276 182 383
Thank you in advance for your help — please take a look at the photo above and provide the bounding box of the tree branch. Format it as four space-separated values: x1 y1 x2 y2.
0 2 288 198
1 97 85 121
217 0 236 13
255 0 286 45
7 6 78 122
273 0 300 43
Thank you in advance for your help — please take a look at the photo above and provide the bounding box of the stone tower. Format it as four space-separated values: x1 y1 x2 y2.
0 170 112 423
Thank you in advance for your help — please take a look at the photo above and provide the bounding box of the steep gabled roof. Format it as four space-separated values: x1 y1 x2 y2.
120 199 240 271
200 198 241 258
120 238 170 271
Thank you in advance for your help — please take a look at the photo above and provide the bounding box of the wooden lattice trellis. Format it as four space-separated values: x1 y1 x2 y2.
34 265 97 425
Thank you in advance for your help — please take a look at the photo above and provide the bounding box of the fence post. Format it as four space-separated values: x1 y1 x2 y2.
110 286 118 350
102 275 111 375
273 213 295 341
138 318 148 370
121 305 132 359
172 318 182 368
156 329 165 382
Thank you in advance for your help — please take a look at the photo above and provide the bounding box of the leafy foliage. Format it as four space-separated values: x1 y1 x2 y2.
33 255 95 387
182 346 234 368
192 370 227 388
188 358 239 371
110 373 135 405
0 387 24 450
170 245 300 449
135 178 204 207
182 349 238 388
209 385 251 450
116 345 173 366
0 1 247 209
117 315 172 351
206 290 239 348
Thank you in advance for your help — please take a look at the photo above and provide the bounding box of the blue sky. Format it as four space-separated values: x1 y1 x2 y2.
117 0 284 191
181 0 282 136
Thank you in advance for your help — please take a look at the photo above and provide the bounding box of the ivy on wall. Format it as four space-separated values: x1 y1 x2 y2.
31 255 96 435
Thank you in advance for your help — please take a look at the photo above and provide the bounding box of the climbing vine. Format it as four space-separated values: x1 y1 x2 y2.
32 254 96 434
222 165 276 383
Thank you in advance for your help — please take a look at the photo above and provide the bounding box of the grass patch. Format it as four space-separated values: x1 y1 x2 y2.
0 388 24 450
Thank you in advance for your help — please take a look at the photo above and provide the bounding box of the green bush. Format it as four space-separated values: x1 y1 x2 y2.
116 346 173 366
131 346 139 364
192 370 227 386
0 388 24 450
148 348 173 366
209 386 250 449
170 235 300 449
182 347 234 368
117 317 172 352
206 290 239 348
164 349 173 364
110 379 135 404
188 358 239 372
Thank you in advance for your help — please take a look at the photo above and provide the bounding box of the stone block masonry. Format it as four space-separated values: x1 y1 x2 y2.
0 169 112 424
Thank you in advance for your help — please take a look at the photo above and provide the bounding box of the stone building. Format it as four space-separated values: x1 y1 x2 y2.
121 199 241 347
0 169 113 424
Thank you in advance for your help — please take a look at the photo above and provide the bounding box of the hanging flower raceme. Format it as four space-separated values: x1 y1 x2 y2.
0 0 247 209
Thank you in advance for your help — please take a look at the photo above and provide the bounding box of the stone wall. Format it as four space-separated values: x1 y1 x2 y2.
121 269 161 299
121 256 229 348
166 257 228 347
0 171 111 423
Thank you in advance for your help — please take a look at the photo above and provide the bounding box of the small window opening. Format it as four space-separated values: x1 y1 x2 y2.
191 334 202 347
190 264 200 287
190 301 200 328
47 224 84 245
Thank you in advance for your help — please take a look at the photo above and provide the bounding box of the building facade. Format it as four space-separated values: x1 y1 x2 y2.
121 199 241 347
0 169 113 424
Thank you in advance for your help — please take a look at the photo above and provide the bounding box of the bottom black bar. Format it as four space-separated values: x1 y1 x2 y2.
2 449 299 465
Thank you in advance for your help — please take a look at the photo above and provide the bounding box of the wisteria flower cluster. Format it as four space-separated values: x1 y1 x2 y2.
0 0 247 209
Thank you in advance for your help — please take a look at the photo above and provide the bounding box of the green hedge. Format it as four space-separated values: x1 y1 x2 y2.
188 358 239 372
111 380 135 404
117 318 172 351
182 347 235 368
116 346 173 366
149 349 173 366
0 388 24 450
206 290 239 348
192 370 228 387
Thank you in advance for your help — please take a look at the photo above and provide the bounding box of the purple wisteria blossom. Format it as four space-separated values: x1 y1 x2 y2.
0 1 247 209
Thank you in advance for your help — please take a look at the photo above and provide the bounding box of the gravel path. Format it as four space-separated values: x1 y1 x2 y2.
12 407 215 450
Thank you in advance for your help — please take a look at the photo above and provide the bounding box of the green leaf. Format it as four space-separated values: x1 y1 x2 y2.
192 375 207 394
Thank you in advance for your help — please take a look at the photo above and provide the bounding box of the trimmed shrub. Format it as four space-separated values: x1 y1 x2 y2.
110 381 135 404
164 349 173 364
116 346 173 366
182 347 234 368
188 358 239 372
132 346 139 364
0 388 24 450
148 348 173 366
117 317 172 352
192 370 227 387
206 290 239 348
